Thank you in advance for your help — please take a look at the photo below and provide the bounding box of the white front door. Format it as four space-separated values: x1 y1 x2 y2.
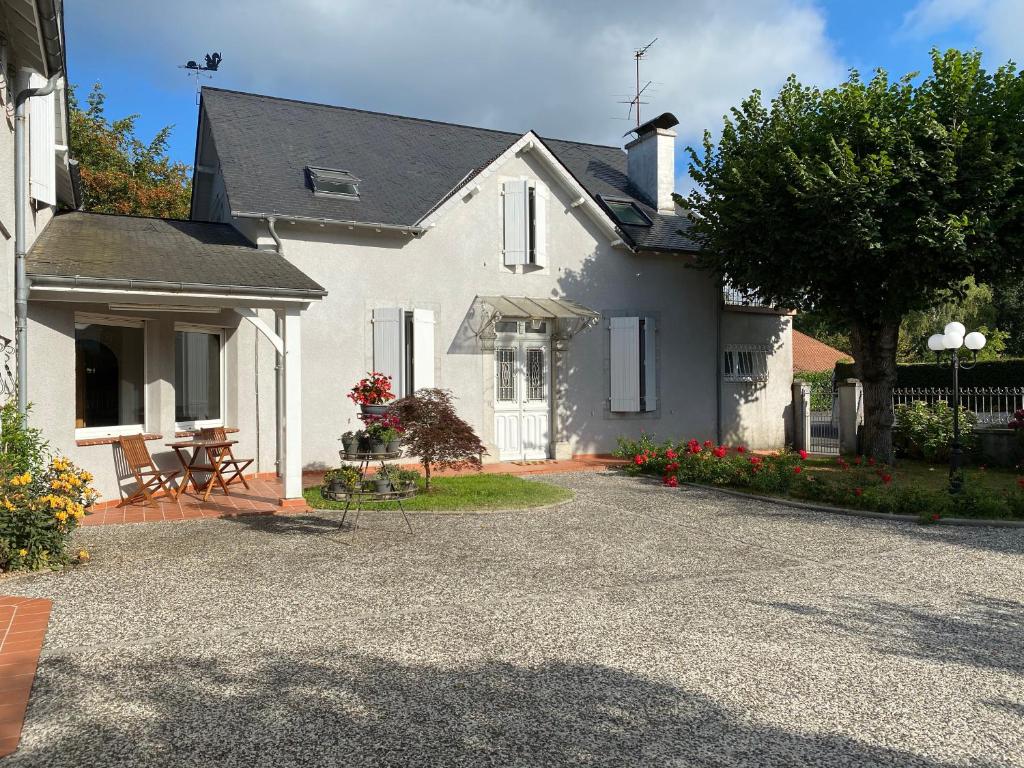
494 327 551 461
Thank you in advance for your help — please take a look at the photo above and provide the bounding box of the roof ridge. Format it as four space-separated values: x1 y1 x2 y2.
201 86 623 152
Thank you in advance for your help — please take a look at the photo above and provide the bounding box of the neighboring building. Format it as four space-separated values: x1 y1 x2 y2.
793 329 850 374
23 83 793 503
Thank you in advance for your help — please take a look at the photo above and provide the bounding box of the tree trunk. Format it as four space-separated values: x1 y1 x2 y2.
850 319 900 464
423 461 432 491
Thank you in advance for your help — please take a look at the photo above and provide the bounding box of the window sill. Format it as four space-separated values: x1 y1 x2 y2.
76 433 163 447
174 426 239 438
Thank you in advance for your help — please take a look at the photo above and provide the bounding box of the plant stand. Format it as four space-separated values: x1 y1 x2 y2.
322 450 415 534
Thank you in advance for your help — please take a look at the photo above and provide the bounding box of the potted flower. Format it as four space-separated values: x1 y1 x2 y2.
391 467 421 491
323 466 360 496
373 466 394 494
365 421 390 454
347 372 396 416
340 431 357 456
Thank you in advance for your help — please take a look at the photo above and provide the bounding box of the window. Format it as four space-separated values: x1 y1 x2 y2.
723 345 769 383
75 317 145 436
609 316 657 413
307 166 360 198
502 180 546 268
175 327 224 428
496 347 516 402
526 347 545 400
600 196 652 227
373 307 435 397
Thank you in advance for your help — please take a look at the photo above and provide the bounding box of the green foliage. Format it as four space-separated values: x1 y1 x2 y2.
794 371 834 411
793 312 851 356
898 278 1007 362
836 358 1024 387
69 83 192 218
685 49 1024 458
615 434 1024 522
894 401 977 462
0 402 98 571
323 466 360 489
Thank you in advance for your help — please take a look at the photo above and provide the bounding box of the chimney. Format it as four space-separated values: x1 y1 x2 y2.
625 112 679 214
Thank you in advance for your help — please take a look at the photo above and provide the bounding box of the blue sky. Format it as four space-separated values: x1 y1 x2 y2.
65 0 1022 183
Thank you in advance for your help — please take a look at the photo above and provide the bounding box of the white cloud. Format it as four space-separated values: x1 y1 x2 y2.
902 0 1024 63
70 0 845 185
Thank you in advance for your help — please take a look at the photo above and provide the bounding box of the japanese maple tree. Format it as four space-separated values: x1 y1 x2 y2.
686 50 1024 461
388 389 486 489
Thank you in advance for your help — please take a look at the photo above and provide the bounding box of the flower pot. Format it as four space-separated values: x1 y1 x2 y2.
341 436 357 455
387 439 402 454
370 440 387 455
327 479 347 495
360 404 389 417
374 478 392 494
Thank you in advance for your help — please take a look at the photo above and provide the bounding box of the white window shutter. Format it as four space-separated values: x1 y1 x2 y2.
28 73 56 206
642 317 657 412
533 183 548 267
502 180 528 265
372 307 404 396
411 308 435 391
609 316 640 412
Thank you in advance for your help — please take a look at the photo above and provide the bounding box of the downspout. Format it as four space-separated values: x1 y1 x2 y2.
14 70 62 416
715 278 723 445
267 217 285 477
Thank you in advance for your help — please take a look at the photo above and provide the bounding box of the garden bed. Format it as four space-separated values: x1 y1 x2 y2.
305 473 573 512
616 436 1024 523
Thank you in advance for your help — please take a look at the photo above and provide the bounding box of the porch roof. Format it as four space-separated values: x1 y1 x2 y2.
477 296 600 322
27 211 326 302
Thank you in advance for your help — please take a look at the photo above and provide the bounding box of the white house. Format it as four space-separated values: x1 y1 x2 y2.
21 83 792 504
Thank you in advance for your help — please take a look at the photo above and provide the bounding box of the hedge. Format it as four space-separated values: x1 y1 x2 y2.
835 359 1024 388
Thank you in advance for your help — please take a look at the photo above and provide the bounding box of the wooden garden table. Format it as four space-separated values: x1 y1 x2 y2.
166 439 238 502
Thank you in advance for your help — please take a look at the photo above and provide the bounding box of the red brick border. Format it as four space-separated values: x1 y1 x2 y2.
0 596 51 758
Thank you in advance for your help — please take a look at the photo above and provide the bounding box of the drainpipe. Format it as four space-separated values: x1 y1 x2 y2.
266 217 285 476
715 278 723 444
14 69 62 416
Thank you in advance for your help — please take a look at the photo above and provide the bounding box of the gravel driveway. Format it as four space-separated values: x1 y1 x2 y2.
3 471 1023 767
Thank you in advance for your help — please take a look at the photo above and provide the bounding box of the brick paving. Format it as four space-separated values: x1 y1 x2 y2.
0 597 51 758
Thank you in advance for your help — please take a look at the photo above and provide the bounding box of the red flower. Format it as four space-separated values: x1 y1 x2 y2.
703 440 714 449
663 475 679 488
665 448 677 460
665 461 680 473
1017 477 1024 490
347 372 395 405
881 473 893 485
868 457 876 466
687 440 701 455
854 488 863 497
793 466 803 474
736 445 747 454
854 456 862 466
634 455 645 465
712 446 727 459
931 513 940 522
798 449 808 460
749 456 763 466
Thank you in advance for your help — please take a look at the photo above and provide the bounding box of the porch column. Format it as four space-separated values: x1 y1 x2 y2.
550 337 572 460
279 307 304 505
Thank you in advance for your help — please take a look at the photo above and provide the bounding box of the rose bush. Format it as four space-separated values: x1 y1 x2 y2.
615 434 1024 523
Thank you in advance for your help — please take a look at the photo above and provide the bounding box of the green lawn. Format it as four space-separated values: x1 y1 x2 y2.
804 456 1022 494
304 473 573 512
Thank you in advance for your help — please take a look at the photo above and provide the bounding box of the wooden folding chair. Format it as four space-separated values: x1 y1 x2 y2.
198 427 253 489
118 434 180 507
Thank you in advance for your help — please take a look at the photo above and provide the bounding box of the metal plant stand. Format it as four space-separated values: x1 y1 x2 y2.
322 450 415 534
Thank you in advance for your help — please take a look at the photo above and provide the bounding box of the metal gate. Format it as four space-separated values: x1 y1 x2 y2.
808 377 839 455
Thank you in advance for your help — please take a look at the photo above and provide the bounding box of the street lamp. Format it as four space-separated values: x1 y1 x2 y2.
927 322 986 492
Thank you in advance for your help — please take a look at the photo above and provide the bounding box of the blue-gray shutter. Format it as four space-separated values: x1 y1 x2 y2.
642 317 657 411
609 316 640 412
503 180 528 265
372 307 404 396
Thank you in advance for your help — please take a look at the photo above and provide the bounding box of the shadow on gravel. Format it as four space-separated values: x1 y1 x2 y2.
769 595 1024 675
11 652 995 768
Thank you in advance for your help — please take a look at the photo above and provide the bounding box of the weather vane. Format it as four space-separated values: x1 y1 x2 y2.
179 52 223 105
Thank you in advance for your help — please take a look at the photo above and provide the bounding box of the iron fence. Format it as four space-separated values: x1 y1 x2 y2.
892 386 1024 425
808 378 840 454
722 284 771 308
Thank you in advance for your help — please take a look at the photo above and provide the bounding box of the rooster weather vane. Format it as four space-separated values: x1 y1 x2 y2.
179 52 223 103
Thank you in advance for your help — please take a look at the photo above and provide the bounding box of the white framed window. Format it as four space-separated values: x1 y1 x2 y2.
74 314 146 439
502 179 547 269
372 307 435 397
723 344 770 383
174 324 226 430
609 316 657 413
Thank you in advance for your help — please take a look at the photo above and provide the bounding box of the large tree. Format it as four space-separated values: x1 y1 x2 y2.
69 83 191 218
686 50 1024 461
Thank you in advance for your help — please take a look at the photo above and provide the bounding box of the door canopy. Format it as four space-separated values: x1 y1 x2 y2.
475 296 599 348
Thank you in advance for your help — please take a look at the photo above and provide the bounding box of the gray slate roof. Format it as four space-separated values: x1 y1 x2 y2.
28 212 326 297
200 88 699 254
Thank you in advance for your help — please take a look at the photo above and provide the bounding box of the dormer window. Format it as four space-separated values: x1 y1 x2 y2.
600 196 652 227
307 166 360 199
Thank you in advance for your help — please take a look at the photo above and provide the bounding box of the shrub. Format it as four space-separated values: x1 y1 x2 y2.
388 389 486 489
894 400 977 463
0 402 99 571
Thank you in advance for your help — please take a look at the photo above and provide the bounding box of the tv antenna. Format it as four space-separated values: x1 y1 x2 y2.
618 38 656 127
179 52 223 105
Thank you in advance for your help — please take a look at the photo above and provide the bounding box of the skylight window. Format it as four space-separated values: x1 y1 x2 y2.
600 196 652 227
307 166 360 199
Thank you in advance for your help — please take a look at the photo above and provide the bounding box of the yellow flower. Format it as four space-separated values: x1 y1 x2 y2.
55 510 68 522
10 471 31 486
77 549 90 562
18 548 27 557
